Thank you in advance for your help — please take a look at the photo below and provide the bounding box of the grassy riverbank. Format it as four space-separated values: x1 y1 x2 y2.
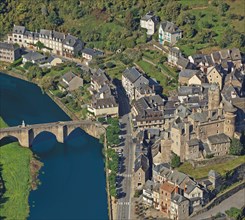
0 118 41 220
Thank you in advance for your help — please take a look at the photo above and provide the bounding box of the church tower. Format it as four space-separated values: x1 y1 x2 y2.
223 100 236 138
208 83 220 110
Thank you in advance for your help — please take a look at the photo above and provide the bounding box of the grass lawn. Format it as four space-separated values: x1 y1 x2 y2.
0 118 33 219
0 118 7 128
177 0 245 56
136 60 178 93
177 156 245 180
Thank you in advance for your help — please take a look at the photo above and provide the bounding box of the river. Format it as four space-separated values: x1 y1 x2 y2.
0 72 108 220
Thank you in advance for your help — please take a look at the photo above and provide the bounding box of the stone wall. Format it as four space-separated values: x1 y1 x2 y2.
189 155 238 169
80 122 105 139
191 181 245 218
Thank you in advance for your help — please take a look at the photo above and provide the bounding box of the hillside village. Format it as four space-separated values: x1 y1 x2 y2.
0 7 245 220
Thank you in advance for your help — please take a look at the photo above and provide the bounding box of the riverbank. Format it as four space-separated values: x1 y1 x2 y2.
0 68 79 120
0 70 112 220
0 118 43 219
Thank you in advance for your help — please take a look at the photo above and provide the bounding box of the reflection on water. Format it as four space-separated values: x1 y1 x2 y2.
0 73 108 220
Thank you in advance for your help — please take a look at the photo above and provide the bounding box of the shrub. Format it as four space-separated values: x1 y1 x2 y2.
229 138 243 156
171 152 181 168
106 62 116 68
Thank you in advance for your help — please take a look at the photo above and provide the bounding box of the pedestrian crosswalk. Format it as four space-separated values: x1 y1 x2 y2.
120 174 132 177
118 202 130 205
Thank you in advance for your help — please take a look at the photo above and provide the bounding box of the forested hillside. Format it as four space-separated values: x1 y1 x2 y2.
0 0 244 55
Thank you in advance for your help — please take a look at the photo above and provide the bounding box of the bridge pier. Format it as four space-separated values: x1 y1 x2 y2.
19 129 31 147
56 125 66 143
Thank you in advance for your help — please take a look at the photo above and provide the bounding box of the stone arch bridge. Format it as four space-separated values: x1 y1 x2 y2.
0 120 105 147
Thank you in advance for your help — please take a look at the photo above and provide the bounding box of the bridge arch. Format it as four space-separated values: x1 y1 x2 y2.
65 126 86 142
0 135 20 146
30 130 59 147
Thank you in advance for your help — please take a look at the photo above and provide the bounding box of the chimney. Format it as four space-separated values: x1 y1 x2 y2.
175 186 178 194
184 183 187 193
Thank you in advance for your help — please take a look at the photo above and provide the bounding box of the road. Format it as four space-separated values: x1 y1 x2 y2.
192 188 245 220
116 81 134 220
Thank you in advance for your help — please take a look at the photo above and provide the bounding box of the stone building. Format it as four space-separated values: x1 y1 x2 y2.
159 21 182 45
0 42 21 63
169 83 237 161
134 154 150 188
206 66 223 90
170 194 189 220
140 12 158 36
159 181 176 214
131 95 165 130
8 25 84 57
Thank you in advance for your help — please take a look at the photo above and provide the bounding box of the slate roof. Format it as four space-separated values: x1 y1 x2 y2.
230 48 241 61
176 105 191 118
62 71 76 83
134 154 149 172
123 67 141 83
188 138 199 147
134 95 164 121
53 30 65 40
223 99 237 113
91 69 109 86
133 75 149 88
208 133 230 144
141 12 157 22
172 193 188 204
40 29 52 37
160 21 181 34
189 54 205 65
178 86 202 96
204 55 214 66
143 180 154 191
0 42 18 50
13 25 26 34
22 51 46 61
222 85 238 101
63 34 81 47
91 96 118 108
185 181 199 194
189 110 223 123
220 49 231 60
211 51 221 63
179 69 199 79
82 48 104 57
177 56 190 69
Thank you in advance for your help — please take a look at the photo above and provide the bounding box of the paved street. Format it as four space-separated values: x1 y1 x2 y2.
116 81 134 220
192 188 245 220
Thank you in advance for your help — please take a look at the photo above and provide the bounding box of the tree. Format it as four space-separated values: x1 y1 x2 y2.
229 138 243 156
125 11 136 30
106 62 116 68
163 1 182 22
219 3 230 14
171 152 181 168
35 41 45 50
225 207 243 220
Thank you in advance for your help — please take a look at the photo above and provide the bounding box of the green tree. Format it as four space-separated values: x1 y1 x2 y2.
219 3 230 14
35 41 45 50
225 207 243 220
163 1 182 22
229 138 243 156
171 152 181 168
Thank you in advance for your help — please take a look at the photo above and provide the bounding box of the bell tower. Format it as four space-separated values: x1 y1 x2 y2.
208 84 220 110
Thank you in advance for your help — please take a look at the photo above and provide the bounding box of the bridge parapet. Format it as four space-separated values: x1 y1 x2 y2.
0 120 105 147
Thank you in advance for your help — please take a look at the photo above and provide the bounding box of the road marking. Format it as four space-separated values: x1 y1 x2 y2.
118 202 130 205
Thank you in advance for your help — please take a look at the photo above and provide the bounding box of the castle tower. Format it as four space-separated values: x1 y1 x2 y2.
223 100 237 138
208 84 220 110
